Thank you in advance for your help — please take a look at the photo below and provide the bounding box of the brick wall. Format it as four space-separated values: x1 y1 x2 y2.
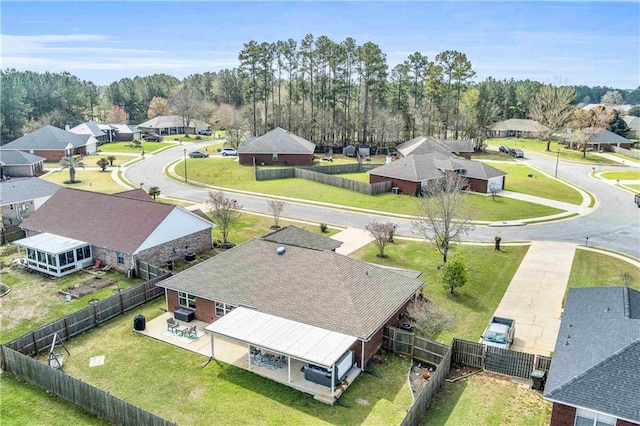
91 246 132 273
467 178 488 193
369 174 419 196
550 403 577 426
30 149 68 162
239 153 314 166
617 419 640 426
136 228 212 266
166 289 219 324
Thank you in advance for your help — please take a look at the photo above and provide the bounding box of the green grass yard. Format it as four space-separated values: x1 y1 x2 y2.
422 373 551 425
351 241 530 344
599 170 640 181
485 138 617 164
97 141 175 154
472 151 516 162
567 249 640 291
42 169 125 194
496 163 583 205
625 184 640 191
177 159 564 221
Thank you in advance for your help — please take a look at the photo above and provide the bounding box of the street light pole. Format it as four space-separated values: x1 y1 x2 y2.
183 149 188 182
554 149 560 177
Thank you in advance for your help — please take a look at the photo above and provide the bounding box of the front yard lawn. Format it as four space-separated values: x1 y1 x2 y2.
351 241 529 344
485 138 618 164
229 212 339 245
178 159 564 221
42 169 124 193
568 249 640 291
599 170 640 181
56 298 414 425
496 163 583 205
97 141 174 154
421 373 551 425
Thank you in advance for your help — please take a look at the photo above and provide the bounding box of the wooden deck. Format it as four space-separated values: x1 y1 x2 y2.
137 313 361 404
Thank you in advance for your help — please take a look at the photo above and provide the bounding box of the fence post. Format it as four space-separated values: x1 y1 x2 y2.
63 317 70 339
0 345 5 370
31 331 38 353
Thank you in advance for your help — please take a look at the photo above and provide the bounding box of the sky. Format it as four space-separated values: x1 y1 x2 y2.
1 1 638 89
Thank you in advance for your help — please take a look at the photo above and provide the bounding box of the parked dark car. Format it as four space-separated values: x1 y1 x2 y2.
510 148 524 158
634 193 640 207
198 129 212 136
499 145 510 153
143 133 163 142
188 150 209 158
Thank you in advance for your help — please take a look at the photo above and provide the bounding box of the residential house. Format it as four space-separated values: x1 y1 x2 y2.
0 150 46 177
489 119 550 138
68 122 117 144
238 127 316 166
566 128 632 151
110 124 141 141
18 188 214 276
137 115 210 135
368 152 507 195
397 136 475 159
1 125 98 161
623 116 640 140
0 178 62 243
156 235 423 399
544 287 640 426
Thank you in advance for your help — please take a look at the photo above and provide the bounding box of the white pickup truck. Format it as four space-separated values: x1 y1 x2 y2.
481 316 516 350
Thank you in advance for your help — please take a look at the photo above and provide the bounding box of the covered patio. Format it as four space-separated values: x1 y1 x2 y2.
205 307 361 404
15 232 94 277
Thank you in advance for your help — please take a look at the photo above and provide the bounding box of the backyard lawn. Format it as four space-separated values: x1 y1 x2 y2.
97 141 175 154
496 163 583 205
177 159 564 221
599 170 640 181
485 138 617 164
421 373 551 425
42 169 125 193
55 298 414 425
351 241 530 344
568 249 640 291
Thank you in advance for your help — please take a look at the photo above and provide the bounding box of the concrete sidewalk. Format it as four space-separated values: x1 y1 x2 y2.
493 241 577 356
331 227 375 256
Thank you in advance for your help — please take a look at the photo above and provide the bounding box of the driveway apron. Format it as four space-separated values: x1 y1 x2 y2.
493 241 577 356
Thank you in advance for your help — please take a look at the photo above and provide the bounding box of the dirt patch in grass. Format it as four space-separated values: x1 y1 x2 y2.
409 359 439 396
446 363 482 381
61 276 117 298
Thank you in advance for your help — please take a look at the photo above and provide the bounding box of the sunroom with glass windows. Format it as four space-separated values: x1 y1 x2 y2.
15 232 93 277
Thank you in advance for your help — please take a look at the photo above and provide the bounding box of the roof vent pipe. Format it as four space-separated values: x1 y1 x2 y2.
277 246 286 255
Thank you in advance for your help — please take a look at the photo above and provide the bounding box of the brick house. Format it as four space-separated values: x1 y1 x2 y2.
137 115 210 135
0 150 45 178
18 188 214 276
156 231 423 370
565 128 632 151
368 152 507 195
238 127 315 166
2 125 98 161
544 287 640 426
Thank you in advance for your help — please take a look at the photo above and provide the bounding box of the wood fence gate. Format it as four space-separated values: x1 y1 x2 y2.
484 345 535 378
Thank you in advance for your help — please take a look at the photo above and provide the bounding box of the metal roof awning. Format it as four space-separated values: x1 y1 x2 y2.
15 232 88 254
205 307 358 368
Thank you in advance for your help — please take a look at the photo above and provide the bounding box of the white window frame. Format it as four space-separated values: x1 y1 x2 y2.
215 302 235 317
574 408 616 426
178 292 196 309
272 153 278 162
116 252 124 265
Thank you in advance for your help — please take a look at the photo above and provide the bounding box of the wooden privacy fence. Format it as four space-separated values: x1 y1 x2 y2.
0 346 174 426
294 168 392 195
452 338 552 378
137 260 164 281
254 162 381 181
612 146 640 160
383 326 453 426
5 274 169 355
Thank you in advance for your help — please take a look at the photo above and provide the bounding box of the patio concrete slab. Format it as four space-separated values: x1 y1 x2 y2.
332 227 375 255
493 241 576 356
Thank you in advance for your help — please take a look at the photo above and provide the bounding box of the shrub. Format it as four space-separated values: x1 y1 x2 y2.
320 223 328 233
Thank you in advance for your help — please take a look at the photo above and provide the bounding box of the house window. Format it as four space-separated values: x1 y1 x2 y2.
178 292 196 309
76 246 91 261
117 252 124 265
27 248 36 260
272 153 278 162
215 302 235 317
574 408 616 426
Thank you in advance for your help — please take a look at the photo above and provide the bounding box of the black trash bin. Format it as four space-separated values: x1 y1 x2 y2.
133 314 146 331
531 369 546 391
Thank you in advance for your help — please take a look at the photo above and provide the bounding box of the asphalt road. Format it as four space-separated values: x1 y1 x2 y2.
126 142 640 258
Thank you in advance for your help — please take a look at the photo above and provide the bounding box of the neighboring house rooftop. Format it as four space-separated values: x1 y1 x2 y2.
0 150 46 166
368 153 506 182
238 127 316 155
396 136 473 157
20 188 213 254
567 128 630 144
544 287 640 424
137 115 209 129
68 121 108 138
262 225 342 251
157 238 424 340
489 118 550 133
624 115 640 131
109 124 140 134
0 178 62 206
2 125 91 150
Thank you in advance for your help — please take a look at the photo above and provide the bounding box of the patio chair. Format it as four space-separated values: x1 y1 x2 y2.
183 325 197 338
167 318 180 333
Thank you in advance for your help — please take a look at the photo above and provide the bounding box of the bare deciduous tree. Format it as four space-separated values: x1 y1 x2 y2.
266 199 285 229
407 298 458 339
412 172 474 263
169 87 203 135
365 220 397 258
528 85 576 151
206 191 243 248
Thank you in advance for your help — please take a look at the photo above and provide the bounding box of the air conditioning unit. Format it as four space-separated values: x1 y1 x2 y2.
392 187 400 194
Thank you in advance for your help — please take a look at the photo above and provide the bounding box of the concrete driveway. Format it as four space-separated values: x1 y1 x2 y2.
493 241 577 356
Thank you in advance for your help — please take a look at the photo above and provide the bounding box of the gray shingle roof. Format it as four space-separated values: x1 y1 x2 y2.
262 225 342 251
3 125 91 150
137 115 209 129
544 287 640 423
489 119 550 133
109 124 140 134
571 128 631 144
69 122 106 138
396 136 473 157
0 178 62 206
368 153 506 182
157 239 424 339
623 116 640 131
0 150 46 166
237 127 315 155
